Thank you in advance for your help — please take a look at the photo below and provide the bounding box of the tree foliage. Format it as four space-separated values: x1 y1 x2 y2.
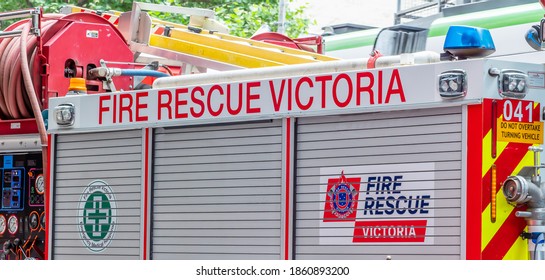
0 0 314 38
213 0 312 38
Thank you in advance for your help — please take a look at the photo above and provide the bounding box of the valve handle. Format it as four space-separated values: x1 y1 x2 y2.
529 146 543 169
529 146 543 152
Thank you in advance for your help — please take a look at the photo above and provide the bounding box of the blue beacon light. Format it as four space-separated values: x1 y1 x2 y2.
443 25 496 58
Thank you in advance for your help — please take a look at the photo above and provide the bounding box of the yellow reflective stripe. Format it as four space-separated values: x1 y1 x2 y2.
481 191 515 250
482 130 509 177
503 228 529 260
513 151 535 175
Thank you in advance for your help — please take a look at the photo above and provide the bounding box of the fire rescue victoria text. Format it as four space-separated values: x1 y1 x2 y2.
97 69 406 124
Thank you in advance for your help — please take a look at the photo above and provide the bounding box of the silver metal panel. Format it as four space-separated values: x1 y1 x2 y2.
460 105 469 259
295 107 463 260
154 203 281 213
55 183 143 195
153 237 280 246
295 246 461 259
152 120 283 260
52 130 142 260
153 245 280 254
154 152 282 165
0 134 41 152
297 152 462 167
298 124 460 141
155 186 280 196
56 154 142 165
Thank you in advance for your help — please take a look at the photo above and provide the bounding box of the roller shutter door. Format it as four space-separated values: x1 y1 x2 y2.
152 120 283 260
295 107 462 260
53 130 142 259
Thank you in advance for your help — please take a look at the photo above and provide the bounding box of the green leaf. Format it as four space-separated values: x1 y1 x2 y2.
0 0 312 39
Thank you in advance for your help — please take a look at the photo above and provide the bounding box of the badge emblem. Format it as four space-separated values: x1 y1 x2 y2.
323 172 361 221
78 180 117 252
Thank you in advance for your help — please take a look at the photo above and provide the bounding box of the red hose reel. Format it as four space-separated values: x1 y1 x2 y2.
0 12 133 119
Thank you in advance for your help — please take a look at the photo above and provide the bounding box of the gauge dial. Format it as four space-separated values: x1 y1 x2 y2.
0 215 5 235
7 215 18 234
35 174 45 195
29 212 39 231
40 212 45 231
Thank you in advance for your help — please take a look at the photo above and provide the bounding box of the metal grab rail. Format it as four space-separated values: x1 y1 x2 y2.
0 8 41 37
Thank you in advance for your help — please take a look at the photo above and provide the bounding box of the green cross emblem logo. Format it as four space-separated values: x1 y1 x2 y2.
78 180 117 252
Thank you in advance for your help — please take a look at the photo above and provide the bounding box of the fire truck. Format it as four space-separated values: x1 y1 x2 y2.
324 0 545 61
1 1 545 260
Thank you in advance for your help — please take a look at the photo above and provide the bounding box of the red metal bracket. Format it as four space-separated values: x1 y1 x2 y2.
367 50 383 69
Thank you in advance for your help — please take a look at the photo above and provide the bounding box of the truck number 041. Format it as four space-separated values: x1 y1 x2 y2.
503 100 533 123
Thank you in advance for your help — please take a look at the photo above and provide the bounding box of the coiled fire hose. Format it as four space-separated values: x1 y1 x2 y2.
0 14 63 175
0 14 60 118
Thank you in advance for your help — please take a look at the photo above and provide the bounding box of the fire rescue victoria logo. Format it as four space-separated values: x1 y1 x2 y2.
320 165 435 244
323 172 361 221
78 180 117 252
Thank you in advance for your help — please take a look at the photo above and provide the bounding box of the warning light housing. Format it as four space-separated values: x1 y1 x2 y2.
498 70 528 99
488 68 528 99
54 103 75 127
443 25 496 58
438 69 467 99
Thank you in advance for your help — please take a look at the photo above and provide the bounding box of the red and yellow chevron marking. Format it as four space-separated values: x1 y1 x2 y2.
479 99 541 260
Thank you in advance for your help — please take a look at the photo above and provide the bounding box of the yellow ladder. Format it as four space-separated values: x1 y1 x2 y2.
61 3 338 70
148 25 338 68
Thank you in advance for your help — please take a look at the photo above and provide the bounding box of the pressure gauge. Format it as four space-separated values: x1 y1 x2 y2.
0 215 6 235
40 212 45 231
29 212 39 231
7 215 18 234
35 174 44 195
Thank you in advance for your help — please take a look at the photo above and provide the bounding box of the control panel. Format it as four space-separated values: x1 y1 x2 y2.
0 153 44 260
2 167 24 210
